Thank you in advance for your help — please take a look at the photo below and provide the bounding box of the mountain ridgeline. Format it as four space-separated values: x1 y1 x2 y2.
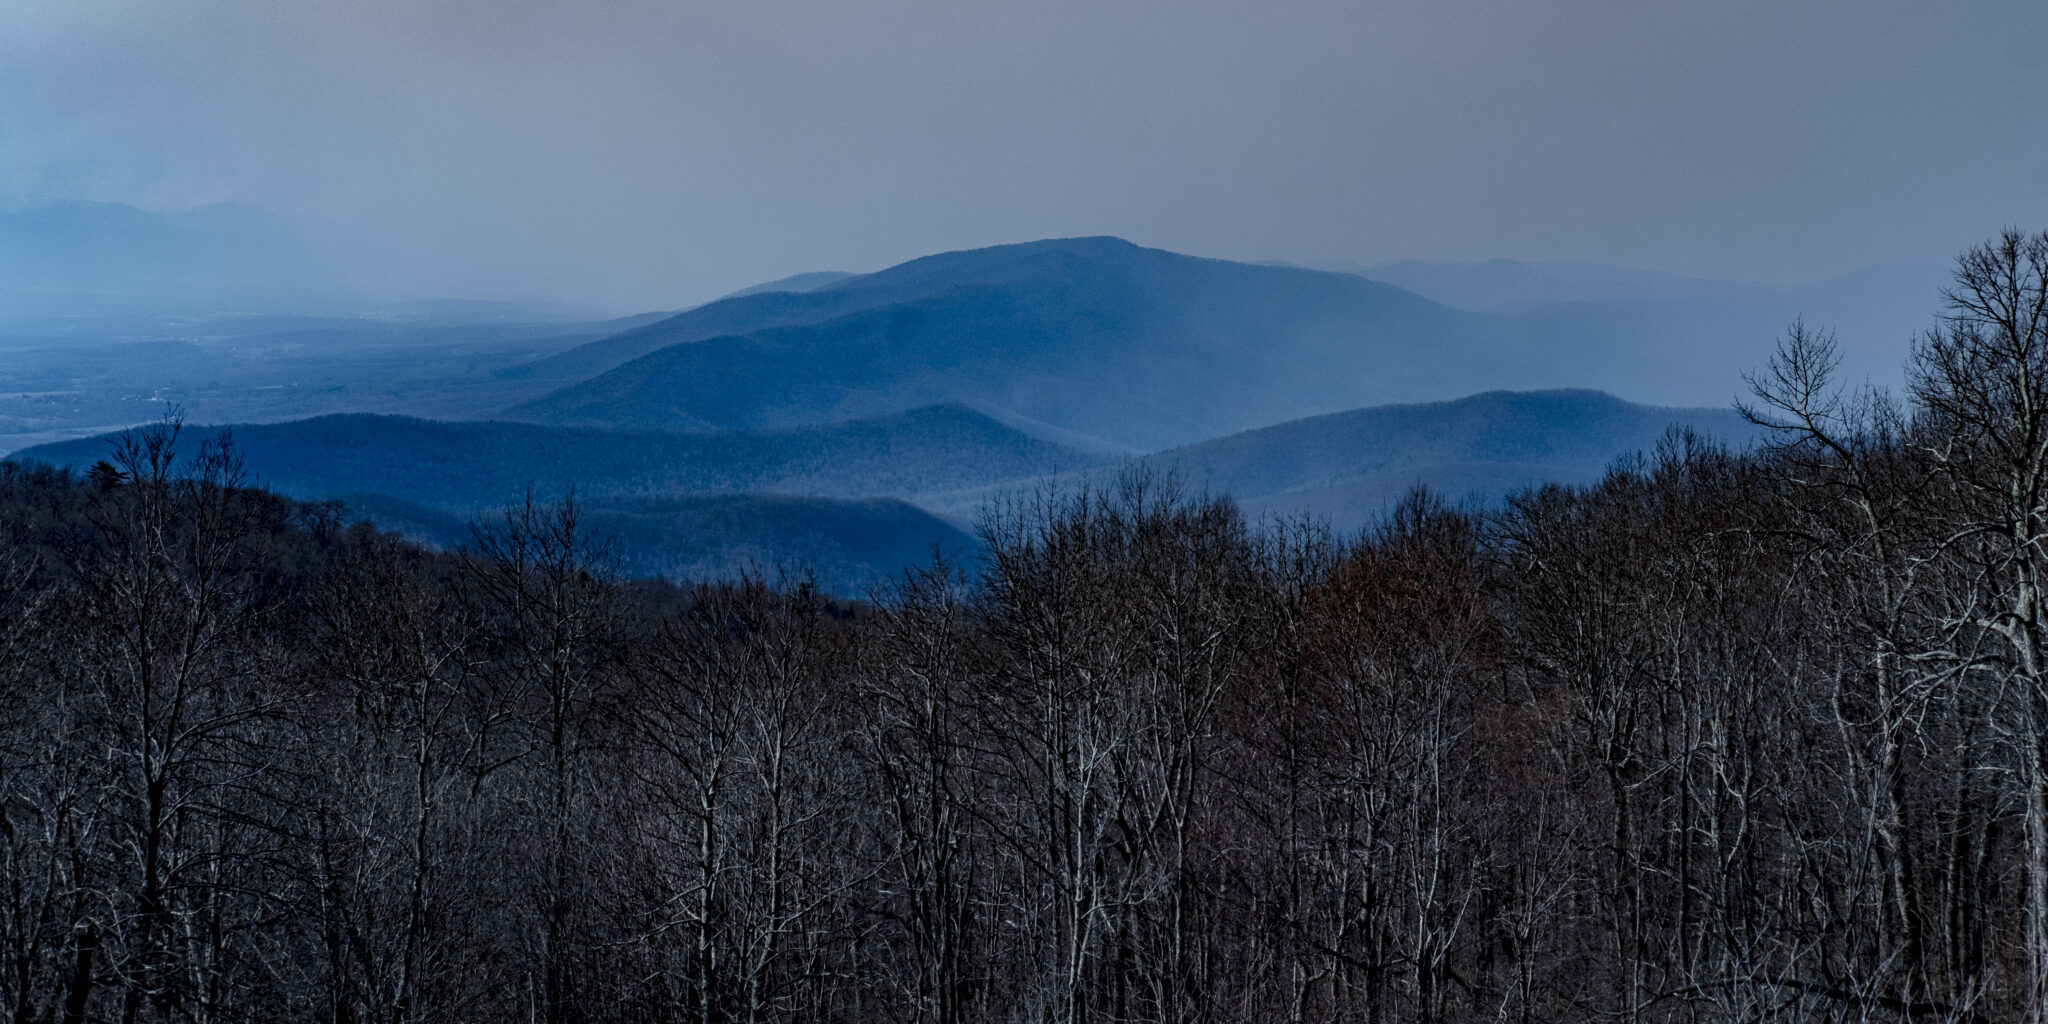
912 389 1759 531
14 405 1070 593
1141 389 1759 531
506 236 1807 450
15 390 1755 590
5 234 1861 590
16 404 1103 512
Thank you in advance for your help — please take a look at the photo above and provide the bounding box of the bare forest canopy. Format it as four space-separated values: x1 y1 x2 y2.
5 229 2048 1023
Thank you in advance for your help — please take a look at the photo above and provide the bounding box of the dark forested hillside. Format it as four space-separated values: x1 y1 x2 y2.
5 230 2047 1024
15 391 1753 580
332 489 976 596
14 403 1104 510
12 406 1041 594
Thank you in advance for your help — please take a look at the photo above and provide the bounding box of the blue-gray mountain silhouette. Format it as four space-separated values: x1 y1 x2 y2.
916 390 1760 535
1140 389 1758 532
11 404 1096 512
506 237 1792 450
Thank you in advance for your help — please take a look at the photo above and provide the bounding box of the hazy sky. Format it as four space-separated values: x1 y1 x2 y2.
3 0 2045 311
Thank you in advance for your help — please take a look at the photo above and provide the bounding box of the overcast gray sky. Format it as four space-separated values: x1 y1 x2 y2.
3 0 2044 311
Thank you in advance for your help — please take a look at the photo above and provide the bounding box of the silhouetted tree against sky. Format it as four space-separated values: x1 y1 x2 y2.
1906 229 2048 1022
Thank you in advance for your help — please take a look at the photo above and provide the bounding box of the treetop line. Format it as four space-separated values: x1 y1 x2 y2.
2 229 2047 1023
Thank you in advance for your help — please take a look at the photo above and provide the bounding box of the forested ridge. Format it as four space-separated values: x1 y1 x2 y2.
4 231 2048 1023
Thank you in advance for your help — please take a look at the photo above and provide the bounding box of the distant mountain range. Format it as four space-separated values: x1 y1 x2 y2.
502 237 1926 451
15 389 1758 588
5 231 1941 592
507 238 1501 449
917 389 1759 533
10 405 1071 594
1148 389 1758 531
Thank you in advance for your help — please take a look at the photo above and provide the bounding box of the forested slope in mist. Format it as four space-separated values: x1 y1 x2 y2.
15 403 1102 511
330 488 976 597
4 230 2048 1024
916 389 1763 529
